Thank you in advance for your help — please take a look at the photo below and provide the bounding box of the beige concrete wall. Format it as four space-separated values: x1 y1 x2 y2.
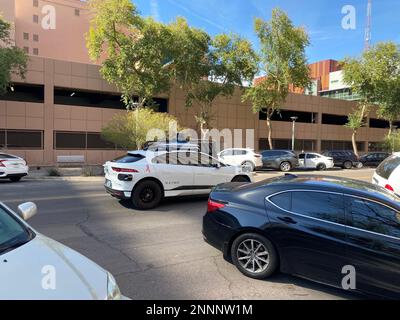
1 56 389 165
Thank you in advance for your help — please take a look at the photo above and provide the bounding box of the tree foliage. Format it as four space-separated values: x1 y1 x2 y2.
102 108 182 150
342 42 400 134
242 8 310 149
0 17 28 95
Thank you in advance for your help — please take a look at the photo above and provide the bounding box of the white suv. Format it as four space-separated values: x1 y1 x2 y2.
104 150 253 210
373 153 400 195
0 153 29 182
218 148 263 172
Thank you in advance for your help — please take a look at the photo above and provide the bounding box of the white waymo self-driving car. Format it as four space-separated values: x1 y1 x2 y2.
104 149 254 210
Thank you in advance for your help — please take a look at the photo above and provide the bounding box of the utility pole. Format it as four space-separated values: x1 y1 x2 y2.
364 0 372 51
291 117 298 151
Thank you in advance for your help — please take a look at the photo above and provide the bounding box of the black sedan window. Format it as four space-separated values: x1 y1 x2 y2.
269 192 291 211
346 197 400 239
291 192 345 224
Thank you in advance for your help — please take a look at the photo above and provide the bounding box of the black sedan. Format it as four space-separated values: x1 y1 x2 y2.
360 152 391 167
203 174 400 299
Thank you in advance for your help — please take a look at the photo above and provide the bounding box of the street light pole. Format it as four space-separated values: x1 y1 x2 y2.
291 117 298 151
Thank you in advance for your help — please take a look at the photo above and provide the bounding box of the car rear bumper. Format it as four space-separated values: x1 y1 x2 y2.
105 186 131 200
202 213 236 258
0 173 28 179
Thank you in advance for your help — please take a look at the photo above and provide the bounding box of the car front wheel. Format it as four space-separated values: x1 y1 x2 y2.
316 163 327 171
343 161 353 169
132 180 162 210
242 161 255 172
231 233 278 280
279 162 292 172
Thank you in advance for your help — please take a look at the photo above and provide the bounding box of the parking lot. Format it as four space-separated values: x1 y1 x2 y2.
0 168 375 300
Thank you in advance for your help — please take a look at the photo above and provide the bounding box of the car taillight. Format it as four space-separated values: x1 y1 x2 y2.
207 199 226 213
254 154 261 158
385 184 394 192
112 167 138 173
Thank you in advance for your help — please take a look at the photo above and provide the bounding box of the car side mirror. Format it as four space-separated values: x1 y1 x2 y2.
17 202 37 221
213 163 221 169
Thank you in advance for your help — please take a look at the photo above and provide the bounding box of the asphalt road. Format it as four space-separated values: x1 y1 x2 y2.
0 169 376 300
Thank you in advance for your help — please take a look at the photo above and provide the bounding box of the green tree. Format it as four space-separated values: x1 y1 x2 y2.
342 42 400 136
0 17 28 95
242 8 310 150
86 0 174 108
344 101 370 157
102 108 182 150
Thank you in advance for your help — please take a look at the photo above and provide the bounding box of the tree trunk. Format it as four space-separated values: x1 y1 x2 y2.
266 117 273 150
389 120 394 136
200 123 208 140
352 130 359 158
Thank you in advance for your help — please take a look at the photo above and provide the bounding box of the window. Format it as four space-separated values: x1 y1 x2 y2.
33 34 39 42
3 130 43 149
346 197 400 238
0 84 44 103
233 150 247 156
0 205 32 251
86 133 115 150
33 15 39 23
33 0 38 7
321 140 365 152
54 132 116 150
306 154 319 159
221 150 233 156
54 132 86 149
291 191 345 224
322 114 349 126
54 87 168 112
376 155 400 180
23 33 29 40
75 9 80 16
33 48 39 56
269 192 291 211
23 47 29 54
298 154 305 159
0 130 5 148
112 154 145 164
0 154 17 159
259 109 317 124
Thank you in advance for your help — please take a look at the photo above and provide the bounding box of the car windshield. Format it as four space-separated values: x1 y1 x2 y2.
0 205 33 255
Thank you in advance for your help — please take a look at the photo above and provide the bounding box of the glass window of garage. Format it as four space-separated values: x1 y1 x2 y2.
346 197 400 238
291 191 345 224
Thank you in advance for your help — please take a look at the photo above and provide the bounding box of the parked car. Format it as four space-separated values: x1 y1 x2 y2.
144 140 218 157
260 150 299 172
298 152 334 171
0 201 127 300
360 152 390 167
203 174 400 299
0 153 29 182
322 151 362 169
104 150 253 210
218 148 263 172
373 153 400 195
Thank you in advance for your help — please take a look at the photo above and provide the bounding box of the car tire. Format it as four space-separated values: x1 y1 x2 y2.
343 161 353 170
131 180 162 210
232 175 251 183
242 161 255 172
231 233 278 280
9 177 22 182
316 163 327 171
279 161 292 172
356 162 364 169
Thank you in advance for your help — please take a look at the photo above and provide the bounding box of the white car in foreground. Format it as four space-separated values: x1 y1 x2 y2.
0 153 29 182
372 152 400 195
298 152 334 171
0 202 126 300
104 150 253 210
218 148 263 172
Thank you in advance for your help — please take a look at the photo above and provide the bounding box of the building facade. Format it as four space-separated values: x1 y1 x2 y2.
0 0 393 166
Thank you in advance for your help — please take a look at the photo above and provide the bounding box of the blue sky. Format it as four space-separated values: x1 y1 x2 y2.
133 0 399 63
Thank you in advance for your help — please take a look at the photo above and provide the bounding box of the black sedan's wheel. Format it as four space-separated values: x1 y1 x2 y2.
279 161 292 172
316 163 327 171
343 161 353 169
132 180 162 210
9 177 22 182
231 233 278 280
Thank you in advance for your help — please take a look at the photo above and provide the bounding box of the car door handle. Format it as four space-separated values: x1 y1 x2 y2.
278 217 297 224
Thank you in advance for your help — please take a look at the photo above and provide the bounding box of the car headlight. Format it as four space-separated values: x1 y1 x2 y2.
107 272 122 300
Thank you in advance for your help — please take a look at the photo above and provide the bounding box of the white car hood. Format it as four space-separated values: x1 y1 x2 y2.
0 235 108 300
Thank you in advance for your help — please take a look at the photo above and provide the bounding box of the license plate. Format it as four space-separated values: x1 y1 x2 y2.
105 179 112 188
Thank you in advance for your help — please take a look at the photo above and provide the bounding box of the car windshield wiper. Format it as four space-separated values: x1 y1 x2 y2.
0 234 33 256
